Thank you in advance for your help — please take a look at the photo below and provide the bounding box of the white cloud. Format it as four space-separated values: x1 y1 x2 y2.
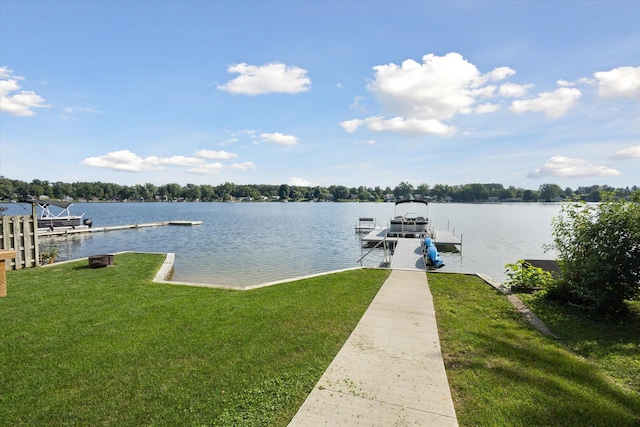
289 177 312 186
260 132 298 145
217 62 311 95
474 103 500 114
499 82 534 97
349 95 366 112
188 161 255 174
188 163 225 175
362 116 455 136
594 66 640 99
353 139 375 145
82 150 162 172
485 66 517 82
340 119 364 133
83 149 258 176
60 105 102 120
341 116 455 136
609 145 640 161
82 150 204 172
368 53 496 121
228 161 256 171
0 66 50 116
194 149 239 160
156 156 203 167
510 87 581 118
343 52 521 136
527 155 621 179
220 138 238 146
557 78 594 87
0 67 13 79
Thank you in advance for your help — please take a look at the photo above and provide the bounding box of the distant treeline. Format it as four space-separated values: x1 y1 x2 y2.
0 176 637 203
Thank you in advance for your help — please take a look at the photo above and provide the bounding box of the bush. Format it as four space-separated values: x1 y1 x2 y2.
547 192 640 316
504 260 554 291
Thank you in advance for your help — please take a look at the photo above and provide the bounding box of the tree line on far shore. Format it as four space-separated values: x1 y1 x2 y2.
0 176 637 203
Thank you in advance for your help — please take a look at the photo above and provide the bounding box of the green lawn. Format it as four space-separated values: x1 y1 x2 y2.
0 254 388 426
2 255 639 426
428 272 640 426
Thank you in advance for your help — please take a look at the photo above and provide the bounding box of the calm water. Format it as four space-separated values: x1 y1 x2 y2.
3 202 560 287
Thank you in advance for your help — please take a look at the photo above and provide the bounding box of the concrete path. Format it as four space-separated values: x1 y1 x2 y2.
288 269 458 426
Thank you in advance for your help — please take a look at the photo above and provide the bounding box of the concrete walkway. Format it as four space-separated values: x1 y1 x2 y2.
288 269 458 426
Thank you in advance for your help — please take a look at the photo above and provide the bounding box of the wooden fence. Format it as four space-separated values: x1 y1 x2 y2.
0 215 39 269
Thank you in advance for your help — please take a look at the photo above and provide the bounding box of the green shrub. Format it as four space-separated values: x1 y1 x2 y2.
504 259 554 291
547 191 640 316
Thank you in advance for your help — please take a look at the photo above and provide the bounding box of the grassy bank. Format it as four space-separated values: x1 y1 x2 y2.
0 254 389 426
428 273 640 426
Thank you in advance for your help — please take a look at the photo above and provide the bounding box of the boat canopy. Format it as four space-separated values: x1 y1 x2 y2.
395 200 428 206
20 199 73 209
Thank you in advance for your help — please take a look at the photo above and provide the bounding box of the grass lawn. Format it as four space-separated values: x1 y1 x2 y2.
2 255 639 426
518 292 640 397
0 253 389 426
428 272 640 426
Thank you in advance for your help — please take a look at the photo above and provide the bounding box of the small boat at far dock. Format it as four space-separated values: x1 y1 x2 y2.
21 199 92 230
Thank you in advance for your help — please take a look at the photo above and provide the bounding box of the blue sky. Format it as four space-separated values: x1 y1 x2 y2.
1 1 639 190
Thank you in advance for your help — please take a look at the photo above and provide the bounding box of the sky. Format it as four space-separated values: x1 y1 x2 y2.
1 0 639 190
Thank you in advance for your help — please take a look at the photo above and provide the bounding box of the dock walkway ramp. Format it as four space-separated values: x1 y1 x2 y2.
390 237 426 271
288 269 458 426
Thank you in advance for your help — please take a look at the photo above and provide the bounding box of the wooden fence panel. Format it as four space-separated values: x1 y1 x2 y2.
0 215 39 269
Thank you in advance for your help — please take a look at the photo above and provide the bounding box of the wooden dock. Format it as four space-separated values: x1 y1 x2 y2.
38 221 202 237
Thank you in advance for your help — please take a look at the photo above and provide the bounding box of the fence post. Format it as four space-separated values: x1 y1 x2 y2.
0 250 16 297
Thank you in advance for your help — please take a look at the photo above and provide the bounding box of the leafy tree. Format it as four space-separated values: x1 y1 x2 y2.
539 183 563 201
144 183 157 201
289 187 304 200
394 181 414 200
416 183 430 199
278 184 290 200
333 185 350 201
431 184 448 201
0 176 16 199
587 189 602 202
28 179 46 198
200 184 217 201
182 183 201 201
499 188 514 200
564 187 573 198
357 187 371 201
547 192 640 315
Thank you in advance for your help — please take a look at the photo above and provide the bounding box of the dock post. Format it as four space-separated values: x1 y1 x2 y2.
0 250 17 297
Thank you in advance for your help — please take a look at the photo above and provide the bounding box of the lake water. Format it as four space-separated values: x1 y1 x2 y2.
3 202 561 287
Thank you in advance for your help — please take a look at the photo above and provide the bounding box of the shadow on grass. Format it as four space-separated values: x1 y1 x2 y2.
429 272 640 426
521 295 640 391
460 331 640 426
